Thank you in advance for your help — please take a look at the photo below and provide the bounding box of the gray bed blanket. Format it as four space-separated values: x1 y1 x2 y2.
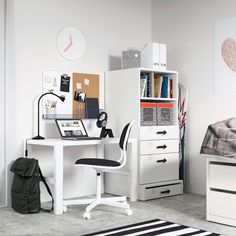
200 117 236 157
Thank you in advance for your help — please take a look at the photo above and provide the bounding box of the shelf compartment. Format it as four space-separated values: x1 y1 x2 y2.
140 71 178 99
140 97 177 101
140 101 178 126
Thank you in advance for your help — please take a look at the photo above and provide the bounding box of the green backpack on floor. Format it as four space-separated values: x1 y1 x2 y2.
10 157 54 214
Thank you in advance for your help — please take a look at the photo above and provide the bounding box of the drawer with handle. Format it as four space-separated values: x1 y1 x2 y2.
139 182 183 201
209 162 236 192
209 190 236 221
139 153 179 184
140 126 179 140
140 139 179 155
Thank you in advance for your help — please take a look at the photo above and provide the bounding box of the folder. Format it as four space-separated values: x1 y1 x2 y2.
159 44 167 71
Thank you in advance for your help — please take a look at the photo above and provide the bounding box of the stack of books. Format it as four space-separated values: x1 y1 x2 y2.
140 73 173 98
154 74 173 98
140 73 154 97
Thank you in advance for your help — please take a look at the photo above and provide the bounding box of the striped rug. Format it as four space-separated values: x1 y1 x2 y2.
83 219 222 236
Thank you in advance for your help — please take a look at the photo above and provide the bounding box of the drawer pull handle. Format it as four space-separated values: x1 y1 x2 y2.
156 130 167 135
156 159 167 163
156 144 167 149
161 189 171 194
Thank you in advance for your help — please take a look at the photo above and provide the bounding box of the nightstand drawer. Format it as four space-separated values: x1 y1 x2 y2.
140 126 179 140
209 190 236 220
139 153 179 184
140 139 178 155
209 163 236 191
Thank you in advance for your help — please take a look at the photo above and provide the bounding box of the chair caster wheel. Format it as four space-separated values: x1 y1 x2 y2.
63 206 67 213
126 209 133 216
83 212 91 220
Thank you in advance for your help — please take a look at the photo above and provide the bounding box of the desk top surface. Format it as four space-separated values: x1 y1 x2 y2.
27 137 137 147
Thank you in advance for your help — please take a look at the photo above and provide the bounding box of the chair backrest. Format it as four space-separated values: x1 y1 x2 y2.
119 121 134 151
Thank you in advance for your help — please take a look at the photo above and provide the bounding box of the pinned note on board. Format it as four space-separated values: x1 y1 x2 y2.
60 75 70 92
84 78 90 86
44 76 51 83
76 82 82 90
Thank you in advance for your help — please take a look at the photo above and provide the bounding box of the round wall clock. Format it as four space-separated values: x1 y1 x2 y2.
56 26 85 61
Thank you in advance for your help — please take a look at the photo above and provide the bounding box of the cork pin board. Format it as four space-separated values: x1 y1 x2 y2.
72 73 100 117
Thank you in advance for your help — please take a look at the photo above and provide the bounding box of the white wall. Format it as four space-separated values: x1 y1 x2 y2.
6 0 151 204
151 0 236 195
0 0 5 206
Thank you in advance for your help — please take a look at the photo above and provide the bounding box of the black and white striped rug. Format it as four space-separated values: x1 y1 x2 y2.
83 219 222 236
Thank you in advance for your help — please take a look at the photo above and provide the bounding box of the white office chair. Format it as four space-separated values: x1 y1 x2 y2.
74 121 134 220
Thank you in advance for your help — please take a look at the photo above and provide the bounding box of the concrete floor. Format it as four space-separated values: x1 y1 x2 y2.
0 193 236 236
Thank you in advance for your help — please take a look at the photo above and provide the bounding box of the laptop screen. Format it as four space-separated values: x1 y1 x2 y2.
55 119 88 138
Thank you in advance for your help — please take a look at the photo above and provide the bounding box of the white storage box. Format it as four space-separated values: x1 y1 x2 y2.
141 43 167 71
122 50 141 69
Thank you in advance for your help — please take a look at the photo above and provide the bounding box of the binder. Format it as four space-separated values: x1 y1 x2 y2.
158 76 163 97
154 75 161 97
159 44 167 71
161 75 168 98
141 43 160 69
140 73 148 97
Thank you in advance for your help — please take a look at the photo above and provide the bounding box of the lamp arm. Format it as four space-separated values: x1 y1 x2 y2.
36 92 64 137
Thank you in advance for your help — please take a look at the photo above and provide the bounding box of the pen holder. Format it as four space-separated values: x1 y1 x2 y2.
46 107 57 115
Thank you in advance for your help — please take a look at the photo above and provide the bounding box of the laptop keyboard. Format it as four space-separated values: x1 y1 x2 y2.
62 137 101 141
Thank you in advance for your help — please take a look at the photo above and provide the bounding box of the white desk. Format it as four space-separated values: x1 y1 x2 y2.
27 138 137 215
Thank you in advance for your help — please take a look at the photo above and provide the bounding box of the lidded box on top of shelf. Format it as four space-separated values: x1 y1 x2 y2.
121 42 167 70
121 49 141 69
141 42 167 71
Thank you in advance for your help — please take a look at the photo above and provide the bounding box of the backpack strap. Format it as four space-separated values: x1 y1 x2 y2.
39 167 54 212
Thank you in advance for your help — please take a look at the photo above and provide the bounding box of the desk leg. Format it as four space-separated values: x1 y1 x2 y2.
54 145 63 215
129 140 137 202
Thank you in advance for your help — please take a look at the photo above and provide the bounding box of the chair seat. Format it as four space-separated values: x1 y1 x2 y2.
75 158 121 167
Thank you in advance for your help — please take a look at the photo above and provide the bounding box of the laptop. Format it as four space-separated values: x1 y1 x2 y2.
55 119 101 140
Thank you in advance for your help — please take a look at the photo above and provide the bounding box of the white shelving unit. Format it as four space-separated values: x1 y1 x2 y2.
105 68 183 200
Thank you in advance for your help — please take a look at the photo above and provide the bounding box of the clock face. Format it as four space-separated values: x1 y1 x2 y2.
56 27 85 61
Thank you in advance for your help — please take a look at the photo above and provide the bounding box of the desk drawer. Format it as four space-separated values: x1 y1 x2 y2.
140 140 178 155
209 190 236 220
140 126 179 140
139 153 179 184
209 163 236 191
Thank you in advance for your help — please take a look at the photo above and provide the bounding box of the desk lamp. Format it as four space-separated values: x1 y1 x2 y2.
32 92 65 140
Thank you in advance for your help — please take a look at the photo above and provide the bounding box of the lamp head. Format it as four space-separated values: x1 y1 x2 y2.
59 96 65 102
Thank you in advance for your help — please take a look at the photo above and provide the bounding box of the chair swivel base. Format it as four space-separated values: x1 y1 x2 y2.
82 173 133 219
83 196 133 220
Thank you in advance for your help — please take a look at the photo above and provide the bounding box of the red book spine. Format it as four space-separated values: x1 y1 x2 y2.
170 79 173 98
